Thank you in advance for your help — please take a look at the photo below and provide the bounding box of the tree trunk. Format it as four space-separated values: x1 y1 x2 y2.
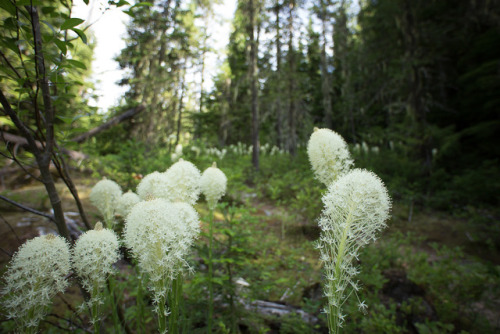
174 67 186 147
249 0 260 170
320 0 333 128
287 0 297 156
274 1 284 148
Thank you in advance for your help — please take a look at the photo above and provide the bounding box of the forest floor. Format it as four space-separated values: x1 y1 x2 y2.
1 173 499 333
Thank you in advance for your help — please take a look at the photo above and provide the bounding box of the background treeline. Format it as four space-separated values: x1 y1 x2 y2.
94 0 499 210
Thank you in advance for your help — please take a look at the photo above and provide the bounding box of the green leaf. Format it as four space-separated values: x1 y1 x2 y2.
42 20 56 36
132 2 153 7
61 18 84 30
71 28 87 44
54 39 67 54
0 116 15 127
0 0 16 16
16 0 43 5
66 59 87 70
56 115 74 124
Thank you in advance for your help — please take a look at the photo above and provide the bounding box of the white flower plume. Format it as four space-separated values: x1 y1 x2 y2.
307 128 353 186
72 222 120 296
124 199 200 298
90 178 122 226
162 159 201 205
116 190 141 217
318 169 391 326
200 162 227 209
1 234 71 330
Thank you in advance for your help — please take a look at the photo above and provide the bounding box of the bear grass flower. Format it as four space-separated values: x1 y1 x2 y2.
1 234 70 333
199 162 227 332
90 178 122 228
116 190 141 217
200 162 227 210
307 127 353 186
124 198 199 333
136 171 165 200
162 159 201 205
318 169 391 332
72 222 120 331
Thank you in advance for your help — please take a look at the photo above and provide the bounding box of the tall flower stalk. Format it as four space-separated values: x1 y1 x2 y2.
200 162 227 333
72 222 120 333
319 169 391 332
308 129 391 333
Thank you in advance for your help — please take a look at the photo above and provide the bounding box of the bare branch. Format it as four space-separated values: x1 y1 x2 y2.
0 194 55 222
52 148 92 230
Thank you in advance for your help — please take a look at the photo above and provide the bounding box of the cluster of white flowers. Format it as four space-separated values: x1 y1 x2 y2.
2 234 71 331
72 223 120 305
200 162 227 210
124 199 200 303
206 147 227 160
307 128 353 186
136 160 201 205
90 178 122 227
190 145 201 157
308 128 391 330
116 190 141 217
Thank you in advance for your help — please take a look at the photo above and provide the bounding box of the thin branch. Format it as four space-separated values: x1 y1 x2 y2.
0 213 21 244
0 247 12 258
0 50 23 80
58 294 86 326
52 148 92 230
0 194 55 222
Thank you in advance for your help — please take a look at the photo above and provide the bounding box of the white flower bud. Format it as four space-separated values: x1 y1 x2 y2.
200 162 227 209
307 128 353 186
2 234 71 330
90 178 122 225
116 190 141 217
136 171 164 200
162 159 201 205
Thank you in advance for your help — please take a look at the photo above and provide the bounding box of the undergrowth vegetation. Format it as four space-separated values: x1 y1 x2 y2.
1 138 499 333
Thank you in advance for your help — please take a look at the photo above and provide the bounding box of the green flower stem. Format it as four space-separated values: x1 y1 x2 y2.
136 266 145 334
107 276 121 333
92 283 101 334
169 274 183 333
158 293 168 334
208 208 214 333
326 204 355 334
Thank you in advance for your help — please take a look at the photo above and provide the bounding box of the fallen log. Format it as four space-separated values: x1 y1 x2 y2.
71 105 145 143
1 131 88 161
243 299 319 325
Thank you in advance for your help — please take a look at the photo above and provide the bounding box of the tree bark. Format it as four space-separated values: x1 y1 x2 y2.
287 0 297 156
174 68 186 147
320 0 333 128
274 1 284 149
249 0 260 170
